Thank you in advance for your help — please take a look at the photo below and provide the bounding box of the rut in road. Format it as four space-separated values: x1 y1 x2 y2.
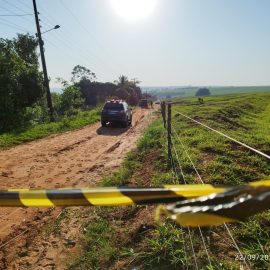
0 108 155 270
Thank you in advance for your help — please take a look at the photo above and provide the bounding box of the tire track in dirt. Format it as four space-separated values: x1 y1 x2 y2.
0 108 156 270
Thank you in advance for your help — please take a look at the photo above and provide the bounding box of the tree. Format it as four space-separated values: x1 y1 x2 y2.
195 88 211 97
71 65 96 83
61 85 84 112
77 80 118 106
114 75 141 105
0 34 44 131
51 92 62 114
55 77 85 112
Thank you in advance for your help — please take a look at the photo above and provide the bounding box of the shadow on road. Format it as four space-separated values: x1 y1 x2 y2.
96 123 131 136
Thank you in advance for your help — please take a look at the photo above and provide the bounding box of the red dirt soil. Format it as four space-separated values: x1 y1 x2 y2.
0 108 155 270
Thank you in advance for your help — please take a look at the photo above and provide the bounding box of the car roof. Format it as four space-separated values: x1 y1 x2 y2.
106 100 127 104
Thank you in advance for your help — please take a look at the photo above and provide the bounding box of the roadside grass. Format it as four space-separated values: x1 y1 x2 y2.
0 107 101 148
69 218 118 270
42 209 70 237
68 93 270 270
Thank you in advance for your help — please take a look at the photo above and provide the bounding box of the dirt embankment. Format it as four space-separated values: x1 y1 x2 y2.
0 108 155 270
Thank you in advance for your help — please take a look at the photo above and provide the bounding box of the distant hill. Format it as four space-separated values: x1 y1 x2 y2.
142 86 270 99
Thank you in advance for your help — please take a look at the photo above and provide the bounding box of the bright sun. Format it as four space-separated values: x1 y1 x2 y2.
110 0 158 22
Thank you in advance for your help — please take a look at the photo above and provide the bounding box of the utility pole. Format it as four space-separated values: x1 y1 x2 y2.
32 0 54 121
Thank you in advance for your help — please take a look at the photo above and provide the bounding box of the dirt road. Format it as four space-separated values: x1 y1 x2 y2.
0 108 155 270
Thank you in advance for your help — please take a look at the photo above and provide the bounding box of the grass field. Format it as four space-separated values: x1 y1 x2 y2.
67 93 270 269
145 85 270 99
0 107 101 148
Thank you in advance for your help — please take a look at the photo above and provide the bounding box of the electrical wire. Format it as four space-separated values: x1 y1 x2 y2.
0 13 33 17
16 0 33 10
10 0 125 81
58 0 121 75
0 2 34 25
39 1 112 70
0 17 32 33
36 12 111 79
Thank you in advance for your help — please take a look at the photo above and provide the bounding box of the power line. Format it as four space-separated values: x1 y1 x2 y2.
28 1 123 79
0 21 27 32
34 9 111 78
0 13 33 17
16 0 33 10
58 0 122 75
43 37 105 78
0 17 32 33
0 4 34 26
2 0 32 14
13 1 108 79
43 31 107 79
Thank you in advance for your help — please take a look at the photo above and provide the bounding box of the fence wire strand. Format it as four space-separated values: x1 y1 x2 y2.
171 138 214 269
171 124 251 270
170 156 189 270
174 110 270 160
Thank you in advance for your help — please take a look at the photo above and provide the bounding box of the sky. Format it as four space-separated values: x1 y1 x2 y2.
0 0 270 88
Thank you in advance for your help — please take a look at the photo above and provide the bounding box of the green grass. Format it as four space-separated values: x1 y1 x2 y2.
169 93 270 269
42 209 70 236
137 224 187 269
68 93 270 270
148 86 270 98
171 93 270 185
69 218 118 270
0 107 101 148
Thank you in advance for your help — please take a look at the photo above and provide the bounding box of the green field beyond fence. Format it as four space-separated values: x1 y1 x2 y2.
144 86 270 99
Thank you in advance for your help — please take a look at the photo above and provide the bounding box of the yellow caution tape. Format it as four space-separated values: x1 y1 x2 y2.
2 185 225 207
1 180 270 227
163 184 270 227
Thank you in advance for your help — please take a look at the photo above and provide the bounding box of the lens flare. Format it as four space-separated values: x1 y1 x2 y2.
110 0 158 22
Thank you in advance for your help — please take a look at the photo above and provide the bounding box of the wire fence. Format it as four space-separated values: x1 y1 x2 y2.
162 100 270 269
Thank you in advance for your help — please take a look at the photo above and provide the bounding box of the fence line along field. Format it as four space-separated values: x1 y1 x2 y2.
67 93 270 269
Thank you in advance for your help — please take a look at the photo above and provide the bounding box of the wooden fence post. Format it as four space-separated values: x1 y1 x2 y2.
161 101 167 128
167 103 172 168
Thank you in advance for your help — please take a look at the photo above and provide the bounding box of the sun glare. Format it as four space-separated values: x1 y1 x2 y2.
110 0 158 22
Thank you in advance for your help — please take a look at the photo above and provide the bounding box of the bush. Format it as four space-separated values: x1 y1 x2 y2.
195 88 211 97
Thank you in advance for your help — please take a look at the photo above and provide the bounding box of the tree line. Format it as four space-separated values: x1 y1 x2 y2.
0 34 142 132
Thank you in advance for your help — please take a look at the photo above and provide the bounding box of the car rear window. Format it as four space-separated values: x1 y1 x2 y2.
104 103 124 110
